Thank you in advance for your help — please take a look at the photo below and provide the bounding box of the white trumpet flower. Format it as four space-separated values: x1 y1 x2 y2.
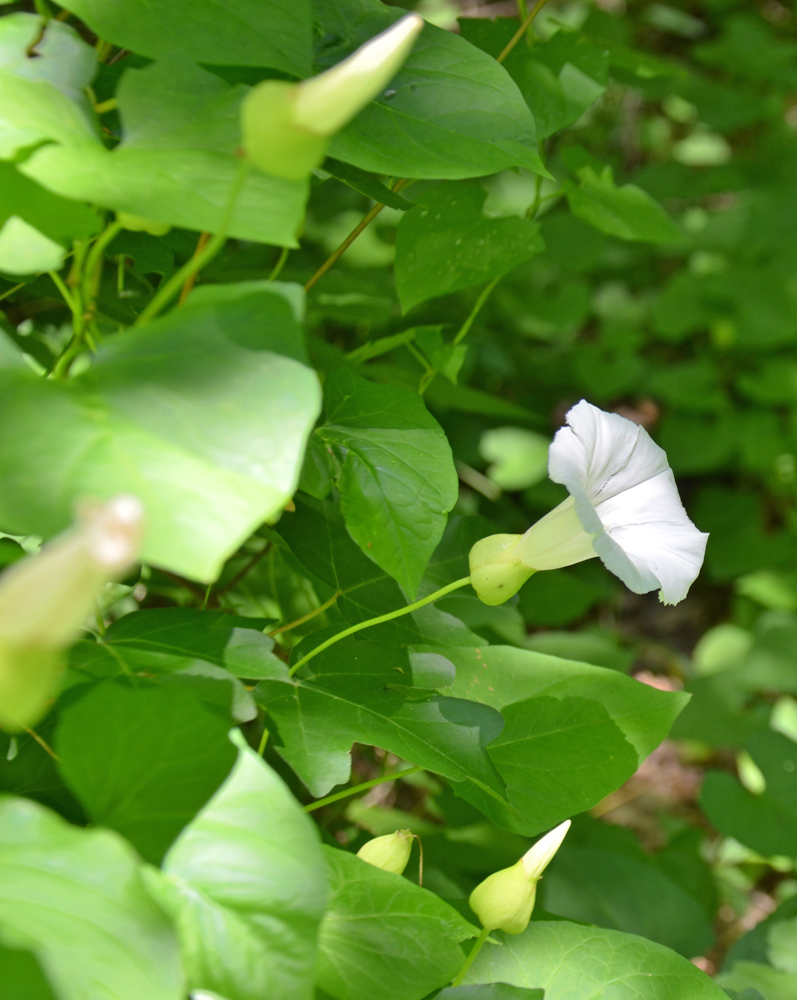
470 401 708 606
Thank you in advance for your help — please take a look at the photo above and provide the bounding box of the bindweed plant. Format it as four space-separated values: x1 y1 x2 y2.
1 1 795 999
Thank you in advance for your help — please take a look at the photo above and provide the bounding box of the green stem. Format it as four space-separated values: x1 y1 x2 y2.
289 576 472 677
304 765 423 813
268 246 289 282
83 218 123 306
453 276 500 346
497 0 552 63
451 925 490 987
136 158 250 325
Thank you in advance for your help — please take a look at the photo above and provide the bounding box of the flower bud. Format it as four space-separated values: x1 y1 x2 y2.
242 13 423 180
0 496 144 731
356 829 413 875
469 533 535 606
468 820 570 934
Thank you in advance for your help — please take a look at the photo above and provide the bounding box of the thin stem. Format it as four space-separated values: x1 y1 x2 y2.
47 269 77 317
94 97 118 114
178 232 211 304
201 583 212 610
453 276 500 345
213 543 270 599
0 281 25 303
268 246 290 282
257 728 270 756
267 592 340 637
83 218 123 305
303 765 423 813
24 727 59 761
305 201 386 292
136 158 250 325
288 576 472 677
497 0 552 63
451 926 490 987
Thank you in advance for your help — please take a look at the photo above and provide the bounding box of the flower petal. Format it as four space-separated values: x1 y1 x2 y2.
549 399 669 505
592 469 708 604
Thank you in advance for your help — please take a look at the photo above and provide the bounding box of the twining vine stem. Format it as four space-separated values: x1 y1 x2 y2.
288 576 472 676
303 765 423 812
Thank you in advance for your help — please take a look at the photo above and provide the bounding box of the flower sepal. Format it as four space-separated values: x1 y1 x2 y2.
469 533 534 606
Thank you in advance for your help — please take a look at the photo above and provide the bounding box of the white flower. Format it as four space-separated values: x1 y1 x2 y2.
470 401 708 606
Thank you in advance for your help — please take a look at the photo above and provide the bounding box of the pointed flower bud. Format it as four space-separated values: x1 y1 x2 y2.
0 496 144 731
356 829 413 875
468 820 570 935
242 14 423 180
470 401 708 607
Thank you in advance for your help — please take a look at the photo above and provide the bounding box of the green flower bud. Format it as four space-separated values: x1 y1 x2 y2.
0 496 144 731
356 829 413 875
469 534 535 606
468 820 570 934
242 13 423 180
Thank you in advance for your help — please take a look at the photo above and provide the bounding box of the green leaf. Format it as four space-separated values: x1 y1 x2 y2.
395 182 544 313
0 14 98 158
446 645 687 835
318 0 546 179
61 0 312 76
317 846 475 1000
93 607 287 680
22 59 307 245
436 986 543 1000
462 21 609 141
277 496 481 647
55 681 237 864
563 166 686 244
718 964 797 1000
0 162 101 249
0 284 321 582
0 796 183 1000
466 921 729 998
147 733 327 1000
0 943 56 1000
318 367 458 596
480 427 550 492
0 217 65 275
700 732 797 859
0 719 84 824
255 636 506 801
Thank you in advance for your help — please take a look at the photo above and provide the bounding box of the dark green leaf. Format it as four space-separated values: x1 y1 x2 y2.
0 943 56 1000
317 846 475 1000
277 495 481 647
147 733 327 1000
97 607 287 680
319 368 458 596
255 636 506 801
56 682 237 864
0 284 321 581
395 182 544 313
700 732 797 859
0 796 182 1000
61 0 312 75
541 845 714 956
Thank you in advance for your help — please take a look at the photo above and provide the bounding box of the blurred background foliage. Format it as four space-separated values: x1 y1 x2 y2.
3 0 797 994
